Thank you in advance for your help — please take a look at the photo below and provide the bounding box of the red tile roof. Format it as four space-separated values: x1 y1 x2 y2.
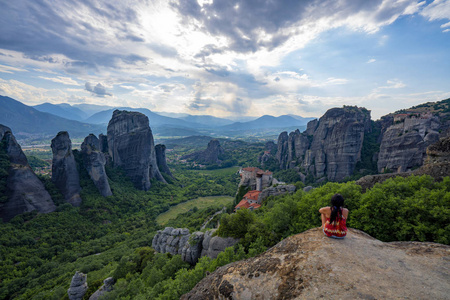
243 190 261 201
242 167 260 172
235 199 261 210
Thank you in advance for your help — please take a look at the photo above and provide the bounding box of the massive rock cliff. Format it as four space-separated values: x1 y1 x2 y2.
181 139 224 165
155 144 173 178
181 228 449 299
107 110 165 191
81 134 112 197
275 106 371 181
377 114 441 173
152 227 239 265
51 131 82 206
0 125 55 222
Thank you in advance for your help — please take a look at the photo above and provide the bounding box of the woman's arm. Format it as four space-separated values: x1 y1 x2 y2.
319 207 329 228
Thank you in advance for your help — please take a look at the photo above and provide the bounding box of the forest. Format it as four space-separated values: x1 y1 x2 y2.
0 147 449 299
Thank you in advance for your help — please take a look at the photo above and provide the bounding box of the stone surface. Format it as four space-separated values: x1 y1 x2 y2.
81 134 112 197
51 131 82 206
67 271 88 300
275 107 371 181
257 184 296 202
182 231 204 265
181 139 224 165
377 115 441 173
89 277 114 300
155 144 173 178
107 110 165 191
0 125 55 222
181 228 450 300
204 236 240 259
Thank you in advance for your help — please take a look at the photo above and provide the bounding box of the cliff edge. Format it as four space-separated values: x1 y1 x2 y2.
182 228 449 300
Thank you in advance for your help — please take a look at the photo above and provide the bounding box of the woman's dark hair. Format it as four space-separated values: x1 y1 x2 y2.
330 193 345 224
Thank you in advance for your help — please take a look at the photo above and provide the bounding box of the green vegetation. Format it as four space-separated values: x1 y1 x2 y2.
156 196 233 226
27 155 50 170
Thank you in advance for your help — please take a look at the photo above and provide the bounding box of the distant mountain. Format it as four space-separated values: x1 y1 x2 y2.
179 115 234 127
85 107 199 128
220 115 315 131
287 114 317 123
33 102 88 121
72 104 115 118
0 96 104 140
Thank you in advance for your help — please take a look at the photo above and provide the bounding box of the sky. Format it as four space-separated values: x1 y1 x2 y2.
0 0 449 120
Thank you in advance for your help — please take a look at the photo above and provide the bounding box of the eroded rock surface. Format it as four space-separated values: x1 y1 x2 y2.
181 139 224 165
51 131 82 206
0 125 55 222
89 277 114 300
81 134 112 197
275 107 371 181
258 184 296 202
181 228 449 300
67 271 88 300
107 110 165 191
155 144 173 178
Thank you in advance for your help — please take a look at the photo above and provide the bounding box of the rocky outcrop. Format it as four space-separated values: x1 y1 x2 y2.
155 144 173 178
152 227 239 264
107 110 165 191
81 134 112 197
181 139 224 165
0 125 56 222
51 131 82 206
181 228 450 300
275 107 371 181
89 277 114 300
98 133 108 153
257 184 296 202
356 136 450 192
67 271 88 300
377 115 440 173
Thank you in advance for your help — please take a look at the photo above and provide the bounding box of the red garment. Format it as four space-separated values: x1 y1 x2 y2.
323 213 347 238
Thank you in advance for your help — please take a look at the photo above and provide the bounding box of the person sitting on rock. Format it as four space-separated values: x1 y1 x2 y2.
319 193 348 238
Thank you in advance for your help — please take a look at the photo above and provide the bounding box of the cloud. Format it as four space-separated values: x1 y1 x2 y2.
0 64 27 74
38 76 79 85
367 58 376 63
421 0 450 21
85 82 112 97
380 79 406 89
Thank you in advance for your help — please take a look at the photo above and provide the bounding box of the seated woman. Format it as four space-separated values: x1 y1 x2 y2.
319 193 348 238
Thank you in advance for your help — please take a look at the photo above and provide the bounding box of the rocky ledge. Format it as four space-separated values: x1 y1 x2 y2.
181 228 449 300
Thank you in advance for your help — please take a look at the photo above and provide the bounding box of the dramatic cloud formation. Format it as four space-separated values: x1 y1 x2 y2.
0 0 449 119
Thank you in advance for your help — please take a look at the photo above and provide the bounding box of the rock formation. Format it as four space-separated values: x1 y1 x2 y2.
152 227 239 265
51 131 82 206
155 144 173 178
356 136 450 192
181 139 224 165
257 184 296 202
89 277 114 300
275 106 371 181
238 167 273 191
0 125 55 222
181 228 449 299
377 114 440 173
67 271 88 300
107 110 165 191
81 134 112 197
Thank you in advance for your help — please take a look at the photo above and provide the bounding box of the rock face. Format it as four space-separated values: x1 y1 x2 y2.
181 139 224 165
181 228 450 300
257 184 296 202
89 277 114 300
155 144 173 178
0 125 56 222
51 131 82 206
67 271 88 300
377 115 441 173
107 110 165 191
275 107 371 181
152 227 239 264
81 134 112 197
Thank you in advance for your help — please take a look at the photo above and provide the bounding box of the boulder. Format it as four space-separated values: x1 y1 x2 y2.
81 134 112 197
0 125 55 222
67 271 88 300
51 131 82 206
107 110 165 191
181 231 204 265
89 277 114 300
204 236 239 259
257 184 296 202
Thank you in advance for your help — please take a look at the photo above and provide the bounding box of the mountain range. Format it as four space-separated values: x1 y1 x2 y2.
0 96 315 142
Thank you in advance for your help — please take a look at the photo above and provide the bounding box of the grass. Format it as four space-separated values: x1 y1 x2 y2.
156 195 234 225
